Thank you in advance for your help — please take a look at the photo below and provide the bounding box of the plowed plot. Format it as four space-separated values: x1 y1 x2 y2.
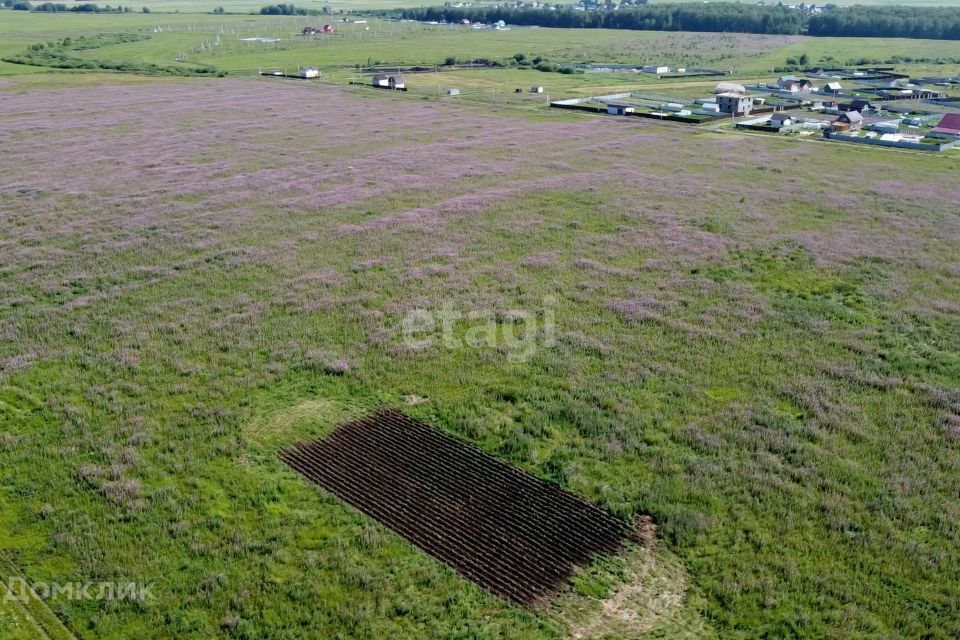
280 408 632 605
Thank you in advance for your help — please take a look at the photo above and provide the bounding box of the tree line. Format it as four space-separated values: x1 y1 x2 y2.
387 4 960 40
807 6 960 40
393 4 803 34
1 0 143 10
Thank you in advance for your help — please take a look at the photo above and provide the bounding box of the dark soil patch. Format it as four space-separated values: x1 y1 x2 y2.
280 408 632 605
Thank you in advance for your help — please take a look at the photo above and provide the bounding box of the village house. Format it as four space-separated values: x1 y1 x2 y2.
831 110 863 133
777 76 813 92
716 92 753 115
823 81 843 94
929 113 960 139
843 99 877 113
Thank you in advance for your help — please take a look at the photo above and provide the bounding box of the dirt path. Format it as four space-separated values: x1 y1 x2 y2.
0 553 78 640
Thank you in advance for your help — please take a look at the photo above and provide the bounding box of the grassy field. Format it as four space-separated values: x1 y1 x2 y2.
2 7 960 640
3 12 960 83
1 75 959 639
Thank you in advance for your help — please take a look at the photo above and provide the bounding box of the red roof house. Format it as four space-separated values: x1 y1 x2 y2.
930 113 960 139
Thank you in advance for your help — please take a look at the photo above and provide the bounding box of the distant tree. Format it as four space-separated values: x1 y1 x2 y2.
141 4 148 10
798 53 809 66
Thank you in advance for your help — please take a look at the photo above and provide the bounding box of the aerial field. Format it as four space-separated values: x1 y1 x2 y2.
3 12 960 83
1 75 958 639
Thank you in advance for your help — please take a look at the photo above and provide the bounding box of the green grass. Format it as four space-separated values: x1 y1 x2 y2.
4 11 960 81
2 74 959 639
1 8 960 640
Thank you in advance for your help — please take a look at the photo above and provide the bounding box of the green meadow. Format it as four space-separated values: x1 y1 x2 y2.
3 12 960 83
1 6 959 640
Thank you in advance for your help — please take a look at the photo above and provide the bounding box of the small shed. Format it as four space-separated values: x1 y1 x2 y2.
299 66 320 79
530 86 545 93
606 103 634 115
824 81 843 94
388 74 405 90
445 88 460 96
642 65 669 74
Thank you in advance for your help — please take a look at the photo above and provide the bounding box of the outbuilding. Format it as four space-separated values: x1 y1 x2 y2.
606 103 635 115
373 74 405 89
770 112 794 127
299 66 320 79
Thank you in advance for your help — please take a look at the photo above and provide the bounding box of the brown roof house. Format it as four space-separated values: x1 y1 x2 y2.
831 110 863 133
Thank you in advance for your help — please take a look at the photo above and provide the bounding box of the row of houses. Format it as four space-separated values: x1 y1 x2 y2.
748 104 960 148
773 76 843 94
